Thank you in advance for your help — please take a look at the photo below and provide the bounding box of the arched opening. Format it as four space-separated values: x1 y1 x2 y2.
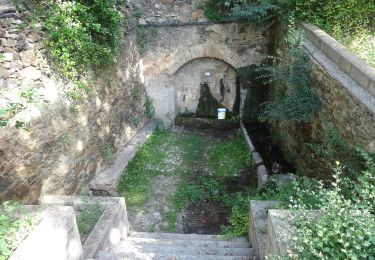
173 57 238 117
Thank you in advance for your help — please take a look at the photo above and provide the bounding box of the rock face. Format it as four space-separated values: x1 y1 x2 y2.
0 1 148 202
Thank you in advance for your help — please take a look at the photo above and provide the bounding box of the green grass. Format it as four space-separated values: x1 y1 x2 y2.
76 203 102 236
118 129 255 237
0 202 35 260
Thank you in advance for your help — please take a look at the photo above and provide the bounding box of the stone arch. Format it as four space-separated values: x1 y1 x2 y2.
167 43 249 74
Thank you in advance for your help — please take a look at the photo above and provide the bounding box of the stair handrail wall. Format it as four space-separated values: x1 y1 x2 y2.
302 23 375 98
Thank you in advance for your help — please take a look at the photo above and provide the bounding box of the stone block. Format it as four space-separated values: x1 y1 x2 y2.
275 173 294 185
191 10 203 21
90 122 154 196
322 41 339 63
249 200 279 260
369 78 375 98
350 64 371 91
2 52 13 61
20 66 42 81
336 51 353 75
10 206 83 260
40 195 129 259
266 210 320 258
252 151 263 167
256 165 268 190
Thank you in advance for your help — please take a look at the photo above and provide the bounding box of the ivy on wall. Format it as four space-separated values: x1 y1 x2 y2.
258 28 321 123
43 0 124 95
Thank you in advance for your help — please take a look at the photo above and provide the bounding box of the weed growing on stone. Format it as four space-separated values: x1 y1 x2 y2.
0 202 35 259
98 142 114 163
76 202 102 237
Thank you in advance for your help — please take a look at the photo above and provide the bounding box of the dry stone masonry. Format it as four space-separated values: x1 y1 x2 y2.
0 0 148 202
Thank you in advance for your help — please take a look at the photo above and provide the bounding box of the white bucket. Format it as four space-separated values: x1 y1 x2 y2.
217 108 226 120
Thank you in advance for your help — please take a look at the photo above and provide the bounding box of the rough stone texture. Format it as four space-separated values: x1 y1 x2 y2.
142 22 270 124
0 1 148 202
252 152 263 167
302 23 375 97
249 200 279 260
267 26 375 178
10 206 83 260
129 0 206 25
256 165 269 190
89 122 155 196
40 195 129 259
265 210 320 258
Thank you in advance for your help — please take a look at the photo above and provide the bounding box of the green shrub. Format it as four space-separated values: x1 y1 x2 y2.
144 96 155 119
288 168 375 259
258 28 320 123
43 0 123 89
260 158 375 258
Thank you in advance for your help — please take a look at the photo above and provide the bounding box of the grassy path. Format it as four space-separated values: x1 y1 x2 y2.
118 128 254 236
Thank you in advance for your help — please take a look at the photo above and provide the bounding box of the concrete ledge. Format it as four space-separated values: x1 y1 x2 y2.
256 165 269 189
89 122 155 196
10 206 83 260
175 116 239 130
240 122 270 190
302 23 375 98
40 195 129 259
249 200 279 260
266 209 320 258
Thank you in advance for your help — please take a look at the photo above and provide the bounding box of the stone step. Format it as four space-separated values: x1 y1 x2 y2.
126 236 250 248
96 251 253 260
129 231 248 243
110 242 253 257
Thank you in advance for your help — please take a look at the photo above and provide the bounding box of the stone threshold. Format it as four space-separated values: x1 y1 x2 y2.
40 195 129 260
89 122 155 196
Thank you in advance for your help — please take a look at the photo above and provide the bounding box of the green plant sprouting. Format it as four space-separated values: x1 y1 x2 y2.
42 0 124 97
144 96 155 119
76 203 102 236
0 202 35 260
258 28 320 124
258 132 375 258
0 81 45 129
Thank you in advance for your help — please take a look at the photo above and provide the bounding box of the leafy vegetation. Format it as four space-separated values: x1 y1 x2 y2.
44 0 123 80
203 0 375 66
258 129 375 258
0 202 35 260
144 96 155 119
76 203 102 236
0 81 45 129
258 28 320 123
98 142 115 163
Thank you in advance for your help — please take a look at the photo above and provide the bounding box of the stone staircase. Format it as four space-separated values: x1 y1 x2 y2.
95 231 254 260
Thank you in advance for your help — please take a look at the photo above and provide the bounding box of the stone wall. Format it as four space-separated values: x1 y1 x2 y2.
130 0 207 25
0 0 147 202
141 22 270 123
267 24 375 178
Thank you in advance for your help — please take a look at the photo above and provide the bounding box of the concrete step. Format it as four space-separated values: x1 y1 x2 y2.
96 250 253 260
128 231 248 243
126 236 250 248
111 242 253 256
